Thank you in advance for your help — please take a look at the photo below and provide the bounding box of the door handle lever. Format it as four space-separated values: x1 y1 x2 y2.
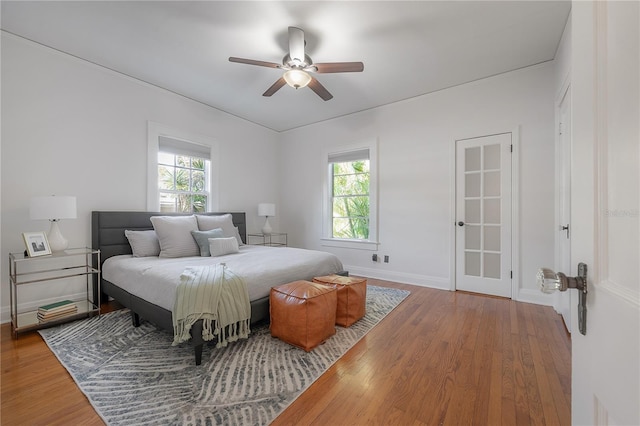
537 263 588 335
561 224 569 238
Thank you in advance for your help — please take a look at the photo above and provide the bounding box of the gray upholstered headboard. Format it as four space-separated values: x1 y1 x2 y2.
91 211 247 265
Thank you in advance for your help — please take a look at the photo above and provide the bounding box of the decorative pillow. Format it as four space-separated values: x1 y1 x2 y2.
150 215 199 258
196 214 243 246
208 237 239 257
124 230 160 257
190 228 224 256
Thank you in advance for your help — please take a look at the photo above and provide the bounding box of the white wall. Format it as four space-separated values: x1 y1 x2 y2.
1 34 279 321
1 30 561 321
554 13 572 96
279 62 558 303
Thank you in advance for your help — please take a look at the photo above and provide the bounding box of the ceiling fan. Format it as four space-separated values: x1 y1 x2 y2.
229 27 364 101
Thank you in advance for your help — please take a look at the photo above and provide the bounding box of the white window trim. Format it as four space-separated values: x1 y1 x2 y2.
147 121 219 211
321 139 379 250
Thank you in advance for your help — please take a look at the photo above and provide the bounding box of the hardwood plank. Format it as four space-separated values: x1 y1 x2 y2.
487 350 504 424
500 299 518 425
442 348 477 425
1 280 571 426
534 306 572 423
472 298 498 423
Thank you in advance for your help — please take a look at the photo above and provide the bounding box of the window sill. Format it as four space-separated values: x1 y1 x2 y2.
320 238 379 251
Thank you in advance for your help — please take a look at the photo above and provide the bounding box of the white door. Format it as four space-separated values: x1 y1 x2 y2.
571 2 639 425
455 133 512 298
556 84 572 332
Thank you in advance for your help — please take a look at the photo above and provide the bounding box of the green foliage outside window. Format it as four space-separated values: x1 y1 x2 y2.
332 160 370 239
158 153 208 213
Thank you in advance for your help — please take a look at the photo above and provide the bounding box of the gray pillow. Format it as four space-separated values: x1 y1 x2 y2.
124 230 160 257
191 228 224 256
150 215 199 258
196 214 243 246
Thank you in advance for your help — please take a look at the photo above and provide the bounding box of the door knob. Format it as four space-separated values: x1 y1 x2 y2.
457 221 465 227
537 263 588 335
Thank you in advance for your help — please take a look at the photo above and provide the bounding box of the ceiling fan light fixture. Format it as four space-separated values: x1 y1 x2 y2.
230 26 363 100
283 69 311 89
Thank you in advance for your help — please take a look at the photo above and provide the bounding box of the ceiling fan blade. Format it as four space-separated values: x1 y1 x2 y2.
263 77 287 97
314 62 364 73
229 57 281 69
288 27 305 64
308 77 333 101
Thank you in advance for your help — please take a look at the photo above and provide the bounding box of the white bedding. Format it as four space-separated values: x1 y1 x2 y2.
102 245 344 311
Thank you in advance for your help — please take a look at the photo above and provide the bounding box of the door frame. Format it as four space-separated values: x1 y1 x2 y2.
449 127 520 298
554 76 573 331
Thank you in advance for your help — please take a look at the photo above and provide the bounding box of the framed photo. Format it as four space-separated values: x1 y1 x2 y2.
23 232 52 257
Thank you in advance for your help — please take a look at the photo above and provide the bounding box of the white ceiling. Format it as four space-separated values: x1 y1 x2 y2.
1 1 570 132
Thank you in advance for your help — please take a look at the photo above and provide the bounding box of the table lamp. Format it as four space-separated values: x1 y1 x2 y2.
258 203 276 235
30 195 77 252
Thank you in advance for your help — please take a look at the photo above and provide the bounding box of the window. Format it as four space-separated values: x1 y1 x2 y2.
157 151 209 213
331 153 370 239
323 142 378 249
147 122 218 212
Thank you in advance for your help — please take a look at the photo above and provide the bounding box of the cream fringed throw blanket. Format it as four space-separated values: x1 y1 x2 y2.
172 264 251 347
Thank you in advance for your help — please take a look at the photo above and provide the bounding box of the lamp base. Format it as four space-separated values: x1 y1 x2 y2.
262 217 272 235
47 220 69 252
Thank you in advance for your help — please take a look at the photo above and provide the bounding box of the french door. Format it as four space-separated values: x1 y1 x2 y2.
455 133 512 298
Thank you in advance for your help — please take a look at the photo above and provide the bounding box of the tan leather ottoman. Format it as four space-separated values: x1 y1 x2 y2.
313 275 367 327
270 280 337 351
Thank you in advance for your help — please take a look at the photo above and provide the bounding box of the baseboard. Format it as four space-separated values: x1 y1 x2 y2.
0 292 87 324
343 266 562 306
515 288 555 307
343 265 451 291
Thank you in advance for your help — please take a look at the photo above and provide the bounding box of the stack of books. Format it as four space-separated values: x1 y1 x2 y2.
38 300 78 323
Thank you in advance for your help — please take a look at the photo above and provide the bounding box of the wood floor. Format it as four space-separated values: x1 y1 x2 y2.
1 279 571 425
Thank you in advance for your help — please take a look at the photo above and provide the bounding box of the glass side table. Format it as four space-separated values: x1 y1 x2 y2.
247 233 288 247
9 247 101 338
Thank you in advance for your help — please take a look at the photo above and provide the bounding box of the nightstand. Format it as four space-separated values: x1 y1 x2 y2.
9 247 101 338
247 232 288 247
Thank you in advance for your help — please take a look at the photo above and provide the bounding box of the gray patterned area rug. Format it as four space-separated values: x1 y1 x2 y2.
39 285 409 426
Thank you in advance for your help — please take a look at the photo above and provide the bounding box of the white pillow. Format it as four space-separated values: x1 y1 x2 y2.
150 215 199 258
196 214 243 246
124 230 160 257
208 237 239 257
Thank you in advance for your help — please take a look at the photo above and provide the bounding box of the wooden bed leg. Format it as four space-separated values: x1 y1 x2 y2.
131 312 141 327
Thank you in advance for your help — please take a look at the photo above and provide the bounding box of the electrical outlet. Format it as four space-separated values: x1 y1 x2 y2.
384 255 389 263
372 254 378 262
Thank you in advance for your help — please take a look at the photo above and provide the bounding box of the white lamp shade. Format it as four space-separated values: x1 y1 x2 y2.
258 203 276 217
30 196 77 220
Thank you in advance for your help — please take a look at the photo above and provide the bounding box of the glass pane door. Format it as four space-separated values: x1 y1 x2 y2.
456 133 512 298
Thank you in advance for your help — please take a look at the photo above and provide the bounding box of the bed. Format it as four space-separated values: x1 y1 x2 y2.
92 211 344 365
